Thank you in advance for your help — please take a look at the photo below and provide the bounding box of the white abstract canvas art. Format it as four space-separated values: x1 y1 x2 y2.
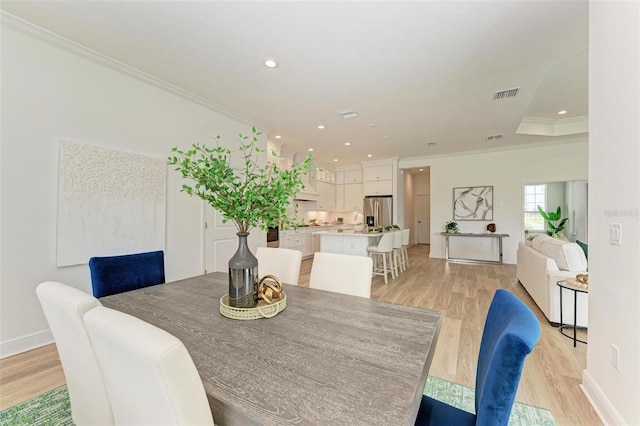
453 186 493 221
57 140 166 267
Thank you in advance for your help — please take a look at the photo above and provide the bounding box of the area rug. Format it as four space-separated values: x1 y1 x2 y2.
1 377 555 425
424 376 556 425
0 385 72 425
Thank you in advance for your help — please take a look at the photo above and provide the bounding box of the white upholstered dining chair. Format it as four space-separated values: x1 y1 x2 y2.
256 246 303 285
84 306 215 426
36 281 114 426
309 252 373 298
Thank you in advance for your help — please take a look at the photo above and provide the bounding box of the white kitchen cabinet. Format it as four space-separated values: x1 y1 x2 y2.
282 231 305 254
316 181 336 210
316 168 335 183
281 228 323 258
336 184 346 210
303 234 314 258
312 234 321 253
344 183 363 210
336 171 345 185
363 165 392 181
344 169 363 183
364 180 392 196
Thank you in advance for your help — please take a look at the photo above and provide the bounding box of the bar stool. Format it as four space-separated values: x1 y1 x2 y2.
367 232 395 284
401 228 410 269
392 230 404 276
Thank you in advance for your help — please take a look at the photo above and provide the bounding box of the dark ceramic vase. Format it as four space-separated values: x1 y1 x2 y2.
228 232 258 308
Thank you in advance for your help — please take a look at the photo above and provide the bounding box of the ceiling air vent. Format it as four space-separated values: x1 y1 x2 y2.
486 134 503 141
338 108 359 119
493 87 520 100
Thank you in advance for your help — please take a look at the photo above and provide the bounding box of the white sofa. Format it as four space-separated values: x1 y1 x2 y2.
516 234 588 327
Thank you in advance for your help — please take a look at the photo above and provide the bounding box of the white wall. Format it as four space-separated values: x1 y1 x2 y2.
582 2 640 424
400 141 588 264
0 21 261 355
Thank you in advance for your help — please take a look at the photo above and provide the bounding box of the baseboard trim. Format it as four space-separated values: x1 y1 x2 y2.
0 330 54 359
581 369 625 425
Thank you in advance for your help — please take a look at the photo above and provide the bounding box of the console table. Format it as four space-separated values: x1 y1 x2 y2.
440 232 510 264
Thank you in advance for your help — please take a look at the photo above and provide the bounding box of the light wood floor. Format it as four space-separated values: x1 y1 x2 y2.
0 244 601 425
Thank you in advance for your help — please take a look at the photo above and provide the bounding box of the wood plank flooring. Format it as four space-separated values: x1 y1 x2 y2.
1 244 601 425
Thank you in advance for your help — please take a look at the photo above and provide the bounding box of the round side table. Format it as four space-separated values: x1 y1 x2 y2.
556 280 588 347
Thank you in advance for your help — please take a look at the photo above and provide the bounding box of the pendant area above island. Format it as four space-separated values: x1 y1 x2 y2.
313 229 384 257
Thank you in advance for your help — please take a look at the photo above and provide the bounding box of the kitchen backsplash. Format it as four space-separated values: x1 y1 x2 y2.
285 201 361 226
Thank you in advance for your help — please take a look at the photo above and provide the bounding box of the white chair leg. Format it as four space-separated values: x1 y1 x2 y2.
381 254 388 284
403 246 409 268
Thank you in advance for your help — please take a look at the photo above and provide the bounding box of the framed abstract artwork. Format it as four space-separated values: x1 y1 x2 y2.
453 186 493 221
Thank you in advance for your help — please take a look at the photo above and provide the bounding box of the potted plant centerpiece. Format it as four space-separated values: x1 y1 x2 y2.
168 127 310 308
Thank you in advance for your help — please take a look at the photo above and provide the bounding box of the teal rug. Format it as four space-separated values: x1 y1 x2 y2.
0 378 555 425
424 376 556 425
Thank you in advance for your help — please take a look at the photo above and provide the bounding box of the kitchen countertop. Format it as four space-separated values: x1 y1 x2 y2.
313 229 382 237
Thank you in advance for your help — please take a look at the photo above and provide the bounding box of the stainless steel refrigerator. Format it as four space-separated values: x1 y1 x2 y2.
364 196 393 227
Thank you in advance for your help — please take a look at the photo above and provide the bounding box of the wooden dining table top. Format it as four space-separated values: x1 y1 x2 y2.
100 272 442 426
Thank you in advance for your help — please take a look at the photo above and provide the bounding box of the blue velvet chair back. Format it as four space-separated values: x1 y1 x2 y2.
415 289 540 426
89 251 165 298
474 289 541 425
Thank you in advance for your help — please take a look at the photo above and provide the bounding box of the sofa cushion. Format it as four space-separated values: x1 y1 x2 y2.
538 238 588 271
531 234 552 251
576 240 588 260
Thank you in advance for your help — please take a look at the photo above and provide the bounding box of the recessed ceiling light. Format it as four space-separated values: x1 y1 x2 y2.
367 154 373 158
275 135 282 139
369 123 376 127
263 59 278 68
318 125 325 129
308 148 314 152
345 142 351 146
558 110 568 115
333 159 338 162
419 169 424 172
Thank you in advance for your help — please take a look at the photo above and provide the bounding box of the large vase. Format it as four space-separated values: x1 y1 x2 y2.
228 232 258 308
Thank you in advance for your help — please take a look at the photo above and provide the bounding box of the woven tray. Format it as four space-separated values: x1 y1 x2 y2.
220 293 287 320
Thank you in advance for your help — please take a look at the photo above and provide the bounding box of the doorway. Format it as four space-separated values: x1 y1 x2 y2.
416 194 431 244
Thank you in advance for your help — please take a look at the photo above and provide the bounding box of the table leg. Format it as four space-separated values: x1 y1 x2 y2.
573 290 578 347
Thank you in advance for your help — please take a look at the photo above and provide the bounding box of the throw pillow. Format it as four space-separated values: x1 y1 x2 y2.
576 240 588 260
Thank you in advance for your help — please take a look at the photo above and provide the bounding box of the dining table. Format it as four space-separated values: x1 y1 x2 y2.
100 271 442 426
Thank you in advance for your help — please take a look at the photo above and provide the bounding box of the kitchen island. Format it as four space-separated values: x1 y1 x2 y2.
313 229 384 256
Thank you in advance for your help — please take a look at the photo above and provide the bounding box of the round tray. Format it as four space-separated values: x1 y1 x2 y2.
220 293 287 320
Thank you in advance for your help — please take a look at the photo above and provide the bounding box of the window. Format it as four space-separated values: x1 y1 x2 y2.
524 184 546 231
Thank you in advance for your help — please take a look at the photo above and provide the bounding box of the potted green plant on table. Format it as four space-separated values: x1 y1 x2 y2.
168 127 310 308
444 221 459 233
537 205 568 238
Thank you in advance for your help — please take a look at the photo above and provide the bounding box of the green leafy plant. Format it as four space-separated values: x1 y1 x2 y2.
445 221 459 233
537 205 568 237
168 127 311 234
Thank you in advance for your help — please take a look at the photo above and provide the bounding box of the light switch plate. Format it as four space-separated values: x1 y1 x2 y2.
610 223 622 246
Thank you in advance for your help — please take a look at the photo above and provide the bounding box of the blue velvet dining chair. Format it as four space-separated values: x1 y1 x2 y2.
89 250 165 298
416 289 541 426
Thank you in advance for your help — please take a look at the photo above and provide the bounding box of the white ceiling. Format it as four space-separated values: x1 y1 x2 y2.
1 1 589 166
